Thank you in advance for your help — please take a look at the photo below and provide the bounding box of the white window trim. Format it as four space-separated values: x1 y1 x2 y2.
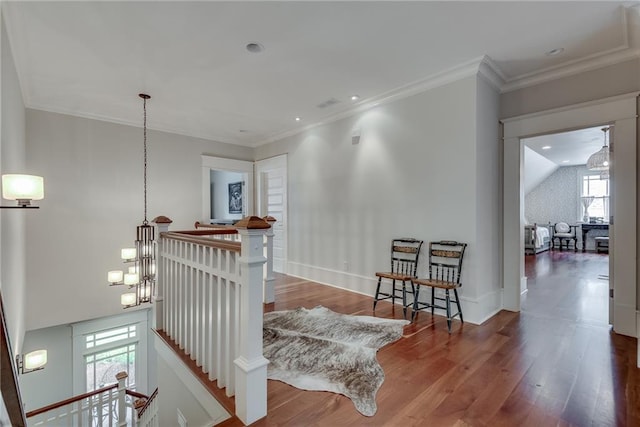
578 169 610 221
72 310 148 395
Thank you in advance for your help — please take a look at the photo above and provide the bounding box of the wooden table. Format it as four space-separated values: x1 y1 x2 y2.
581 223 609 252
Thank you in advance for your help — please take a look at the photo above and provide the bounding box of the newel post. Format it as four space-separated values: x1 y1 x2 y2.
152 216 172 331
234 216 270 425
263 216 276 304
116 371 128 427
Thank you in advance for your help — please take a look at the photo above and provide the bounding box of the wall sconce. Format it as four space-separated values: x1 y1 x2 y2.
16 349 47 374
1 174 44 208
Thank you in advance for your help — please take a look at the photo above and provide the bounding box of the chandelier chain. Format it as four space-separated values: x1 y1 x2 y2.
143 96 148 225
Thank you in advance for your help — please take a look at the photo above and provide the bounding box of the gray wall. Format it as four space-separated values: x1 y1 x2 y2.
1 11 27 355
24 110 253 331
501 59 640 118
256 74 503 322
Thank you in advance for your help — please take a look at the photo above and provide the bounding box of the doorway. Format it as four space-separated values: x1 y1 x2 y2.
502 93 637 338
201 155 254 224
255 155 288 273
522 126 610 325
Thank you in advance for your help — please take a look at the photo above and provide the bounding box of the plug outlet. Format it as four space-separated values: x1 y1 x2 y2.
343 261 349 272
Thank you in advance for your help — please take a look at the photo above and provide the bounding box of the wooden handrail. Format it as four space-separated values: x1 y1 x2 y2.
161 232 241 253
1 292 27 427
172 229 238 236
26 384 118 418
194 221 237 230
125 389 148 400
136 388 158 418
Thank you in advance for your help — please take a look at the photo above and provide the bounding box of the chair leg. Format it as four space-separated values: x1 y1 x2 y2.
431 288 435 315
411 285 420 322
454 288 463 324
373 277 382 310
445 289 452 333
391 280 396 305
402 281 407 319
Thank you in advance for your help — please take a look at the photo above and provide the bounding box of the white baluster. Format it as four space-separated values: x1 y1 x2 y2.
263 217 276 303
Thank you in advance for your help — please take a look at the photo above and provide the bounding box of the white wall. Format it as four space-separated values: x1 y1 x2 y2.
472 74 502 318
210 169 243 220
256 75 502 324
24 109 253 331
0 11 27 354
17 324 72 411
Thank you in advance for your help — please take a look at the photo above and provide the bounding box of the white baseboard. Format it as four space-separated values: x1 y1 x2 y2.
286 261 504 325
637 312 640 368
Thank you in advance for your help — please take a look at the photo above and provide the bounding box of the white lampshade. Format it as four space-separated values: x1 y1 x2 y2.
2 174 44 201
124 273 139 286
121 248 137 260
108 270 123 284
121 293 136 306
24 349 47 370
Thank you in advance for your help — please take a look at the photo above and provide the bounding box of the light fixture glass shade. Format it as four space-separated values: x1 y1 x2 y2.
121 248 137 260
24 349 47 370
121 293 136 306
2 174 44 202
586 146 609 171
124 273 139 286
108 270 124 283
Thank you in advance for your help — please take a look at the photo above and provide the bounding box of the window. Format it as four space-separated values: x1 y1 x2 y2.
84 325 138 391
581 173 609 221
72 311 148 396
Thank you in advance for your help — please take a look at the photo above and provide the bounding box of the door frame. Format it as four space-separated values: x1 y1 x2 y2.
201 155 254 223
255 154 288 273
502 92 638 338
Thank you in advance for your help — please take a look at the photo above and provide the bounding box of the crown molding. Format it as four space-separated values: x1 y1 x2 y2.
501 46 640 93
24 102 256 148
255 56 488 147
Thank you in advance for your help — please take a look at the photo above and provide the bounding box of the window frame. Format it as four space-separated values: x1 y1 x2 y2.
72 310 148 396
578 169 610 222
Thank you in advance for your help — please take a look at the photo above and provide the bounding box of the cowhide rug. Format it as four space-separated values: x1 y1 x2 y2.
263 306 408 416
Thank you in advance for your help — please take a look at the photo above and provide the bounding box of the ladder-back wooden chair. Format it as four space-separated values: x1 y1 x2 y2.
411 241 467 332
373 238 423 319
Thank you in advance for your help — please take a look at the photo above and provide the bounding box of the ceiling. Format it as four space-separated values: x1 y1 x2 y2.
524 126 608 166
3 1 640 147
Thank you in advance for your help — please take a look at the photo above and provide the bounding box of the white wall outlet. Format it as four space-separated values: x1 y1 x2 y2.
343 261 349 271
177 408 187 427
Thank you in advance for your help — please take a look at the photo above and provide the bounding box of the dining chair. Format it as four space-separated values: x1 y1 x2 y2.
411 240 467 333
373 238 423 319
552 222 578 251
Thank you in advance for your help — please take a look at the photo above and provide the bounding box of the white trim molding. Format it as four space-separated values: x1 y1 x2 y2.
501 91 638 338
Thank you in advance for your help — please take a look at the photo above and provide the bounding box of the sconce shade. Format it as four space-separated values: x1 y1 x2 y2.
2 174 44 203
587 127 610 171
121 248 137 260
121 293 136 306
24 349 47 370
124 273 139 286
108 270 124 284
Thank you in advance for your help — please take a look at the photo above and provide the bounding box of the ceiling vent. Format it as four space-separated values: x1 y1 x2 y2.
316 98 341 109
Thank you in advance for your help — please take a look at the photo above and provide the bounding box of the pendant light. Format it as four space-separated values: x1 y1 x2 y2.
586 127 610 171
107 94 156 308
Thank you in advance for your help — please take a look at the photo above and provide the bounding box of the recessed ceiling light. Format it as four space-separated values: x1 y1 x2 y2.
239 129 248 133
545 48 564 56
246 42 265 53
562 160 570 163
295 117 301 122
351 95 360 101
542 145 551 150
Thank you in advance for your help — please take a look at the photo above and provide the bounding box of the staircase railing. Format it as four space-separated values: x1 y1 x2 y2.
25 372 143 426
134 388 158 427
153 216 271 425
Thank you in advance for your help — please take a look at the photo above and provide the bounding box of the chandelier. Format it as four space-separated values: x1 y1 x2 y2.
586 127 610 171
107 94 156 308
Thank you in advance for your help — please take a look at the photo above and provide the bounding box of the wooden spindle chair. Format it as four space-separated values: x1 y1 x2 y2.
411 241 467 332
373 238 423 319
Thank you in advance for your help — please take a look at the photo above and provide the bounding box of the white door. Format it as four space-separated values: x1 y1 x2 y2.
256 155 287 273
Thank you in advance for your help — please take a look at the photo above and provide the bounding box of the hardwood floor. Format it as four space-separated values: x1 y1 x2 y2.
215 253 638 426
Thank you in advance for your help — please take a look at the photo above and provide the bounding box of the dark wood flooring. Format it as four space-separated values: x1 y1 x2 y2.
213 251 638 426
